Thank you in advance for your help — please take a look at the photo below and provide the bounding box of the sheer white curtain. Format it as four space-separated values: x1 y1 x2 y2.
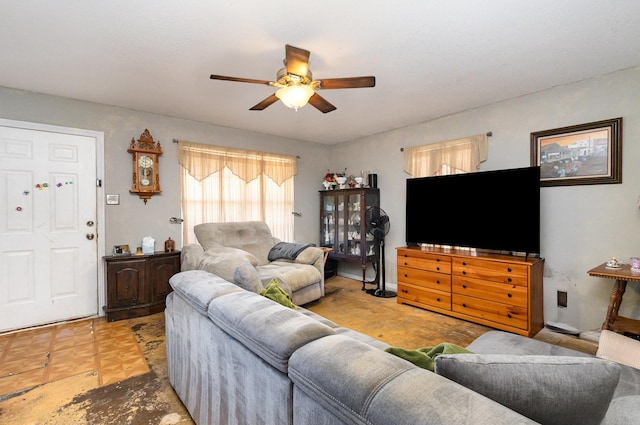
178 141 296 243
403 133 488 177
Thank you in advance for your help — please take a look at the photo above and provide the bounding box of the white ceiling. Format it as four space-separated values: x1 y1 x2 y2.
2 1 640 144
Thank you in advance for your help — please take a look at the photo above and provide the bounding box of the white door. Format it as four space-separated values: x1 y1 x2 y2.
0 124 100 332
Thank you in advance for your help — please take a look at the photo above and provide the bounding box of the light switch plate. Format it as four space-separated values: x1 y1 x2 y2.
106 194 120 205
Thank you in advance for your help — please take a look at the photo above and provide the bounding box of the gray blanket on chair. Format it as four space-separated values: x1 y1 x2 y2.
268 242 315 261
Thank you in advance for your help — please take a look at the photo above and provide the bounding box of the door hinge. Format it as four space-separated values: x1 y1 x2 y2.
96 179 102 187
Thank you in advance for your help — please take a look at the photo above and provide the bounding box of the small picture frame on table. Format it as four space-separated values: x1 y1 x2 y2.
113 245 130 255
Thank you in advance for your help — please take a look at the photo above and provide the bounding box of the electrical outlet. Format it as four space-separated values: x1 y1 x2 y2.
557 290 568 308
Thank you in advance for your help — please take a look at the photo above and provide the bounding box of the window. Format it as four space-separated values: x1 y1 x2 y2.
178 141 297 243
403 133 488 177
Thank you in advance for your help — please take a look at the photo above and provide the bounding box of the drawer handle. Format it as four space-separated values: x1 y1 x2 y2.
507 278 512 283
436 280 440 284
462 271 466 275
462 284 467 289
404 262 408 266
462 303 466 307
462 261 467 266
507 313 512 318
401 289 408 293
436 266 440 271
507 293 512 298
436 258 440 262
507 267 512 272
404 274 408 278
436 297 441 302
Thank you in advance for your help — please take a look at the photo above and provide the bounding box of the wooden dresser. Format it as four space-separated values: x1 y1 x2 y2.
397 246 544 337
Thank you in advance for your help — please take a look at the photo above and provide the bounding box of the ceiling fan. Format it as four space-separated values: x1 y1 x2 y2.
209 44 376 113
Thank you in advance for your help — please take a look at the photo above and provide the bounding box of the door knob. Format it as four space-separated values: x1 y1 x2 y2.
86 234 95 240
87 221 94 227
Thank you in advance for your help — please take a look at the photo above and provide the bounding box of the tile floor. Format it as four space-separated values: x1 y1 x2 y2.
0 317 149 397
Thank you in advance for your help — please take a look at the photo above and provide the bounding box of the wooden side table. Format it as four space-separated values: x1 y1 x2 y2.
588 262 640 335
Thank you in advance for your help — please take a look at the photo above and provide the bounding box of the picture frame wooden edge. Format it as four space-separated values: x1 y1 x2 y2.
530 117 622 187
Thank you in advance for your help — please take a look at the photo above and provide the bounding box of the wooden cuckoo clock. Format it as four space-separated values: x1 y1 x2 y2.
128 129 162 204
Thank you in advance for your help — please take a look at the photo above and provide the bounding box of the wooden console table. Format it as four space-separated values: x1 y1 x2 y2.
588 262 640 335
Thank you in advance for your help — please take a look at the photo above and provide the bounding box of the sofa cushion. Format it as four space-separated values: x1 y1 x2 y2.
232 241 277 266
207 291 336 373
196 247 258 282
289 335 537 425
169 270 243 316
434 354 621 425
597 330 640 369
467 330 593 357
258 262 322 292
601 395 640 425
180 243 204 271
233 260 263 293
194 221 279 265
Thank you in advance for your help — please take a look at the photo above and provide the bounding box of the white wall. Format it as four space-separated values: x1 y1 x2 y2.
332 66 640 332
0 87 329 251
3 65 639 332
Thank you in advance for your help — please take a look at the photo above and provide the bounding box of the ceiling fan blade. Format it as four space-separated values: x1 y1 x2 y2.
249 94 279 111
317 76 376 90
308 93 337 113
285 44 310 77
210 74 272 86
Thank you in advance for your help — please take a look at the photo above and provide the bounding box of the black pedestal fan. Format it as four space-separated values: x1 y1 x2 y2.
365 206 396 298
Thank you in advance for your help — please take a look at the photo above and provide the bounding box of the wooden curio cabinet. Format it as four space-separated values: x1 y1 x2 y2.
319 188 380 287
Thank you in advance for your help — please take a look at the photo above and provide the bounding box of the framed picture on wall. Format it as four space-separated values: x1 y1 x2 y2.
530 117 622 187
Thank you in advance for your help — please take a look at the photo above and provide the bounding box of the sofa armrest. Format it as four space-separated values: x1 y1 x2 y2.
181 244 205 271
292 246 324 270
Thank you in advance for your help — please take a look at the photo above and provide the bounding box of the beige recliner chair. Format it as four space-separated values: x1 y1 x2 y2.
180 221 325 305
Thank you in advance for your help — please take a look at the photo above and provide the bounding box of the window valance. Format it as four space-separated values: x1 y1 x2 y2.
177 141 297 185
403 133 488 177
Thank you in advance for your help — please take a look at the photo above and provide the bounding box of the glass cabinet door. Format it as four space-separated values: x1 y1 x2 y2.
336 193 346 253
347 193 362 256
321 193 336 248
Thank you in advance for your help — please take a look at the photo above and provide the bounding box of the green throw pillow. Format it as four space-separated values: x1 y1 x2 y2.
385 342 473 371
260 278 297 310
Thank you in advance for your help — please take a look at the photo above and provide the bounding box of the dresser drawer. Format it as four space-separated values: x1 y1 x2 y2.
452 294 528 330
452 276 527 308
452 258 528 286
397 252 451 274
398 266 451 292
398 283 451 311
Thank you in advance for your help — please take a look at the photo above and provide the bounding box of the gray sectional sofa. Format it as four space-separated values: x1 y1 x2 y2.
165 269 640 425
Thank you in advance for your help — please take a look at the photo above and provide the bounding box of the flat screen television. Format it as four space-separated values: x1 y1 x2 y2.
405 166 540 255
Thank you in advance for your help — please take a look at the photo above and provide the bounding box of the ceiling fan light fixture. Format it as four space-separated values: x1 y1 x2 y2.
275 85 314 111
